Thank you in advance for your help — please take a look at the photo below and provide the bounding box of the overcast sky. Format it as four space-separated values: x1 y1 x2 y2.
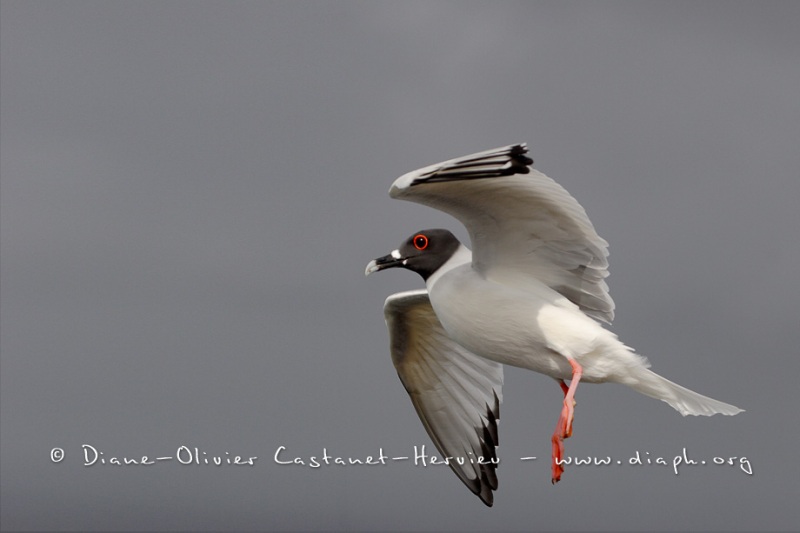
2 1 799 531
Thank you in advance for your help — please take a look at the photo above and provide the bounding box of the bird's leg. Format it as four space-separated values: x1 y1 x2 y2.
551 359 583 484
551 380 569 483
560 371 579 438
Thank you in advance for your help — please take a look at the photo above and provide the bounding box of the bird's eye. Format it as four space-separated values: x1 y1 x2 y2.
413 234 429 251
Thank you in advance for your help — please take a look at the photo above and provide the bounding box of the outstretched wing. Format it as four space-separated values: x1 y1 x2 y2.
384 290 503 506
390 144 614 323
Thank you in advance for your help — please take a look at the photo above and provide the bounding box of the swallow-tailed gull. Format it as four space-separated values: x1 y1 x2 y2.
365 144 743 506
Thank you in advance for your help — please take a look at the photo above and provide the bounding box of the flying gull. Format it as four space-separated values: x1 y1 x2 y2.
365 144 743 506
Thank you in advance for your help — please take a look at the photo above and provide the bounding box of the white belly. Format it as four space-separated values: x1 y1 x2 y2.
427 264 640 382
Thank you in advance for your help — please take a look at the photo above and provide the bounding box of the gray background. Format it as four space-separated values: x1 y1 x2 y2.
1 1 798 531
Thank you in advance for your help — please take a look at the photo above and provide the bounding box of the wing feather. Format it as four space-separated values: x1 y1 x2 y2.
390 144 614 323
384 290 503 506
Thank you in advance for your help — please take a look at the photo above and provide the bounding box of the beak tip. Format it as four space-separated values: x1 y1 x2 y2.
365 259 378 277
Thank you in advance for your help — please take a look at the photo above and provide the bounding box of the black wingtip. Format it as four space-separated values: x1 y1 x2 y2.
412 144 533 185
509 143 534 167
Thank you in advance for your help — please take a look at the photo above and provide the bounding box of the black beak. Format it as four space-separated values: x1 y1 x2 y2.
365 252 404 276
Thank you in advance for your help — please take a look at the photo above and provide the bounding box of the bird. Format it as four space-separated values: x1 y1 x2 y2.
365 143 743 507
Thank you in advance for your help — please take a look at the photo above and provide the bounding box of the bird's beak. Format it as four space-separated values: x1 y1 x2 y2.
365 251 404 276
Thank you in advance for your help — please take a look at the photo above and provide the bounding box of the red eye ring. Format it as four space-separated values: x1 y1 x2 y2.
413 234 429 251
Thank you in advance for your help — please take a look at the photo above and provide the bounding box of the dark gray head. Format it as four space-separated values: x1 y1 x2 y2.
365 229 461 281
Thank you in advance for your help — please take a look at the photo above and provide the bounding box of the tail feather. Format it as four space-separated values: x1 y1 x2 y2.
628 368 744 417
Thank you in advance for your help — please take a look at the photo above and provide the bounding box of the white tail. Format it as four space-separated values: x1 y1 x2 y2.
628 368 744 417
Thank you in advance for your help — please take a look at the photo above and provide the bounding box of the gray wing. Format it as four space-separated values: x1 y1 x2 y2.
384 290 503 506
389 144 614 323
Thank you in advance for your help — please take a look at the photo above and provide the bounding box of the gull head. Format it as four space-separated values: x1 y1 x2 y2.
365 228 461 281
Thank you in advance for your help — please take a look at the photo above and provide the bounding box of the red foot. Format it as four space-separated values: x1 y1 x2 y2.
551 399 573 483
551 430 565 483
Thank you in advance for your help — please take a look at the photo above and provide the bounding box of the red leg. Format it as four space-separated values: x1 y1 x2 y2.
551 359 583 484
558 379 569 397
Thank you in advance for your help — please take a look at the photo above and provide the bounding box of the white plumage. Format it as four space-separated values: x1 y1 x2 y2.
368 144 743 506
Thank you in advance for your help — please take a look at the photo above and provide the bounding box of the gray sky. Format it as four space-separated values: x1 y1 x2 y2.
1 1 798 530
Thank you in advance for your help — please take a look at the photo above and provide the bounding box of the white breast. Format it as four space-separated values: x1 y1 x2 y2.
427 263 638 382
